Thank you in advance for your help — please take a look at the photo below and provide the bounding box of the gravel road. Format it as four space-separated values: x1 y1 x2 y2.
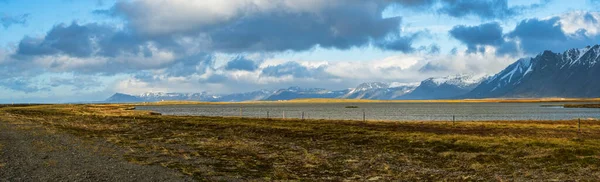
0 121 193 182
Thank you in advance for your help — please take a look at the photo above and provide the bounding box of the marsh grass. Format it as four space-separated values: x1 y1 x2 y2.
1 104 600 180
565 104 600 108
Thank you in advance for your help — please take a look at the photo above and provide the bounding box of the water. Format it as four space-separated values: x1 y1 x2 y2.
135 102 600 121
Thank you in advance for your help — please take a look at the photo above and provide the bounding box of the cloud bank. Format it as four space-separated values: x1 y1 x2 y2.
0 0 598 101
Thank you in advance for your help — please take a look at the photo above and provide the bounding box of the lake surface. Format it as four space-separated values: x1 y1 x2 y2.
135 102 600 121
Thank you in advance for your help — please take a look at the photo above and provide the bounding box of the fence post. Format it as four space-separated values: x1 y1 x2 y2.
578 118 581 134
363 110 366 122
453 115 455 126
267 111 269 119
239 107 243 117
283 111 285 119
302 112 305 120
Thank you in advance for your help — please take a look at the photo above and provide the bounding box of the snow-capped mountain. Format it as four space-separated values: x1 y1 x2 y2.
105 76 482 103
466 45 600 98
106 90 273 103
138 92 221 101
341 82 419 100
217 90 275 102
263 87 349 101
400 74 489 99
355 82 390 91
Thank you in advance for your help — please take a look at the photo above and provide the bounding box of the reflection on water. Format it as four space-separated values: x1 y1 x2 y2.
136 102 600 121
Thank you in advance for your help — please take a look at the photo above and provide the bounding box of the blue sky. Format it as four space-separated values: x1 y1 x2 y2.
1 0 599 103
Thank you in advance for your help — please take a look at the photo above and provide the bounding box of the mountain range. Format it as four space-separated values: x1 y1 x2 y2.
105 74 481 102
466 45 600 98
399 74 488 99
106 45 600 103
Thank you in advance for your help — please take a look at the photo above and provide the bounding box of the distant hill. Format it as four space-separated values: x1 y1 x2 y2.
105 93 143 103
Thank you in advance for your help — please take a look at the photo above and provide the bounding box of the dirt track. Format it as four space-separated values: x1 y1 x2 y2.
0 121 193 182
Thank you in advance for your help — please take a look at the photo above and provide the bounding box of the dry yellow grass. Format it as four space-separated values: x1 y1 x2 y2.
1 104 599 181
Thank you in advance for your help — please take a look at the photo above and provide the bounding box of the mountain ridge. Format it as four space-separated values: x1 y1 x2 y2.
465 44 600 98
105 45 600 103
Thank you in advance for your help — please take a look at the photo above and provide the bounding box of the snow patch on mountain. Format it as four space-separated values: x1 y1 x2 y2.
389 82 420 88
427 74 489 88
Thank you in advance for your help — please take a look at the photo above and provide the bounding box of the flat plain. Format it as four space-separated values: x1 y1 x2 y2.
1 104 599 181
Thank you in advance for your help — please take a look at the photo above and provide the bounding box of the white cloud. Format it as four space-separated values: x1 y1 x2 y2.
109 48 520 95
27 43 176 73
116 0 341 35
422 47 519 75
325 55 423 81
559 11 600 37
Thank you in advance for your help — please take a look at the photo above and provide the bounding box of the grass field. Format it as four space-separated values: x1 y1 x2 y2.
1 104 600 180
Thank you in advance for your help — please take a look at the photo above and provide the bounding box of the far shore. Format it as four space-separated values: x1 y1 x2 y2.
3 97 600 106
125 97 600 105
564 104 600 108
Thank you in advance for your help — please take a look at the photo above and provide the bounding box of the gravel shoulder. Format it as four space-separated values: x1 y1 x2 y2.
0 121 193 182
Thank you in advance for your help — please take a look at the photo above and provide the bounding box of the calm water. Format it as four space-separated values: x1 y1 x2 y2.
135 102 600 121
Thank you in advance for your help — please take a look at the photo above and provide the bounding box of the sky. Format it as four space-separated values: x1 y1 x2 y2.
1 0 600 103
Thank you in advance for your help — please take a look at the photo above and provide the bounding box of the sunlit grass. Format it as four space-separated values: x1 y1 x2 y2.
1 104 599 180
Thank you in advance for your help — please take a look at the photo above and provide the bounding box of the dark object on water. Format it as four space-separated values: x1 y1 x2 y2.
149 112 162 115
124 107 136 110
540 105 564 108
345 106 359 108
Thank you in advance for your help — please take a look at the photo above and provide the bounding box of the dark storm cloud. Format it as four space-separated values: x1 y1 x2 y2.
203 74 228 84
0 0 580 94
449 18 568 55
438 0 550 19
164 54 214 77
193 4 411 52
16 23 106 57
508 16 600 54
261 62 332 79
450 13 600 56
98 0 546 53
49 76 102 91
14 22 154 59
224 57 259 71
100 1 422 53
449 22 505 53
373 34 418 52
0 78 48 93
1 13 29 29
10 22 200 75
507 17 568 54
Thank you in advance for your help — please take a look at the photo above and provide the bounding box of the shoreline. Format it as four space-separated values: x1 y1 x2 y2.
124 97 600 106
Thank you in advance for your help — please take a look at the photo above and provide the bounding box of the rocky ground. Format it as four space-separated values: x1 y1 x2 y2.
0 121 193 182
